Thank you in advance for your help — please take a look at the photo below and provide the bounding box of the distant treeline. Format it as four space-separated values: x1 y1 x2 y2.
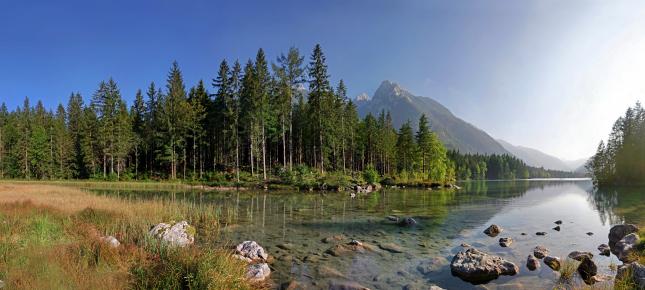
449 151 580 181
587 102 645 186
0 44 575 184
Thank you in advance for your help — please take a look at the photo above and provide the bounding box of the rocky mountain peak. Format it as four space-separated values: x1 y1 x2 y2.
374 80 410 101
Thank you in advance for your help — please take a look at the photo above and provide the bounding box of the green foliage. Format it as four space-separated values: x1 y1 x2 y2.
588 102 645 186
362 165 379 185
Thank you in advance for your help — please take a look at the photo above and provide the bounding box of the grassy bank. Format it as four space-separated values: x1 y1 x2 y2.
0 183 255 290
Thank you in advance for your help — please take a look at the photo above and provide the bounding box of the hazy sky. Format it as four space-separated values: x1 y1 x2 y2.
1 0 644 160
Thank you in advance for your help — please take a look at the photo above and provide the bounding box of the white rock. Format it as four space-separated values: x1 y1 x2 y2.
148 221 195 247
246 263 271 282
100 235 120 248
235 241 268 262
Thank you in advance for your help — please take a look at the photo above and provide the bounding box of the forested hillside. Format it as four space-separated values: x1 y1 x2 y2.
0 44 573 185
587 102 645 186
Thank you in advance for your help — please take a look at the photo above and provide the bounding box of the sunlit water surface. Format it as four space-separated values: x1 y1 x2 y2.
93 179 645 289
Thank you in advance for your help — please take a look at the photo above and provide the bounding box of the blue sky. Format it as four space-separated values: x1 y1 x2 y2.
1 0 644 160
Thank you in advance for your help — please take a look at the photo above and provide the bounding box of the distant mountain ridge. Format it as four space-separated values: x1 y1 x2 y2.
497 139 589 172
356 80 510 155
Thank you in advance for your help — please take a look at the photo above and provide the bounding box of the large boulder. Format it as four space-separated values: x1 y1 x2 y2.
609 224 639 249
533 245 549 259
235 241 268 262
543 256 561 271
483 224 503 237
398 217 418 227
614 233 641 263
568 251 593 261
577 257 597 283
450 248 519 283
246 263 271 282
617 262 645 290
148 221 195 247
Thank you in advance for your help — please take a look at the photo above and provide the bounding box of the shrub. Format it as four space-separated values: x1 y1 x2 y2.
362 166 379 185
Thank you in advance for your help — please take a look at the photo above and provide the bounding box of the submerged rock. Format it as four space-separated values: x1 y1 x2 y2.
322 234 347 243
417 256 449 275
148 221 195 247
235 241 269 262
246 263 271 282
328 280 371 290
386 215 399 222
543 256 561 271
100 235 120 248
609 224 639 248
398 217 418 227
325 242 374 257
379 242 404 253
568 251 593 261
597 244 610 256
498 237 513 247
577 257 597 284
526 254 540 271
617 262 645 289
614 233 641 263
450 248 519 283
484 224 503 237
533 245 549 259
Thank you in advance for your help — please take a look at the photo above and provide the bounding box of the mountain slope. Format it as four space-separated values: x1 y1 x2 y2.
357 80 509 155
497 139 572 171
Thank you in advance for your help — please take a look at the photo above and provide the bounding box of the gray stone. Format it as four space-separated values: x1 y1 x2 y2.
568 251 593 261
597 244 610 256
398 217 418 227
533 245 549 259
246 263 271 282
417 256 449 275
322 234 346 243
617 262 645 289
526 254 540 271
499 237 513 247
483 224 503 237
100 235 120 248
450 248 519 283
235 240 269 262
543 256 561 271
614 233 641 263
609 224 639 248
148 221 195 247
379 242 404 253
577 257 597 283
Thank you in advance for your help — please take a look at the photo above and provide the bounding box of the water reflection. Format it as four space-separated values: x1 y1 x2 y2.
90 179 642 289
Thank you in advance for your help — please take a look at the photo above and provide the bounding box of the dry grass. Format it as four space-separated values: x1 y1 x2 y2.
0 183 254 290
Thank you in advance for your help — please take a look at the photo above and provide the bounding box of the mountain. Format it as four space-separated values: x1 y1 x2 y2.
497 139 589 172
356 80 510 155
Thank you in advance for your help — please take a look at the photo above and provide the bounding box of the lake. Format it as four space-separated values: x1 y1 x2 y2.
92 179 644 289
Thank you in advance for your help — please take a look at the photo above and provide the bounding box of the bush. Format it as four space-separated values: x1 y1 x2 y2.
362 166 380 185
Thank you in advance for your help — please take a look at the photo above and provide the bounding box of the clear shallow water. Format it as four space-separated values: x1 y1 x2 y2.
93 179 644 289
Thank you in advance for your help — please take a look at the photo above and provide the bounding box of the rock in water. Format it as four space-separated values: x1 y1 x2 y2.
483 224 503 237
609 224 639 248
568 251 593 261
450 248 519 283
553 226 561 231
386 215 399 222
526 254 540 271
597 244 610 256
617 262 645 290
554 220 563 225
148 221 195 247
398 217 418 227
536 232 547 236
533 245 549 259
322 234 347 243
328 280 371 290
246 263 271 282
614 233 641 263
499 237 513 247
235 241 269 262
379 242 404 253
586 232 594 236
543 256 561 271
577 258 597 284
